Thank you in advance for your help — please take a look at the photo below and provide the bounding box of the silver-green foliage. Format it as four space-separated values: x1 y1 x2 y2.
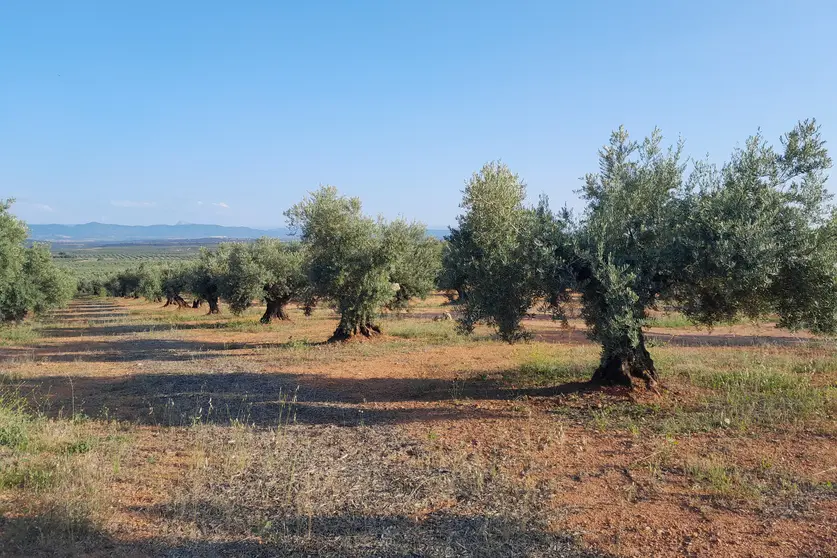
188 244 232 313
550 119 835 385
676 119 836 333
451 120 835 387
221 238 307 322
569 127 689 384
160 263 195 306
286 186 394 338
0 200 75 322
383 219 441 312
448 162 542 342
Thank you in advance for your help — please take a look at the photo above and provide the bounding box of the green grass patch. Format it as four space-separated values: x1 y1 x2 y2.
385 320 461 343
506 345 597 387
0 393 34 450
644 313 694 329
645 312 754 329
657 350 837 431
63 439 95 455
0 460 60 491
684 455 761 501
540 347 836 435
0 324 39 346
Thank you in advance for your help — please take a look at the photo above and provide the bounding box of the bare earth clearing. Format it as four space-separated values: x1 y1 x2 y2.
1 295 835 557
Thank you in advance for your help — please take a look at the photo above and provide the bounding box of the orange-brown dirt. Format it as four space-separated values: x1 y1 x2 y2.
1 296 835 557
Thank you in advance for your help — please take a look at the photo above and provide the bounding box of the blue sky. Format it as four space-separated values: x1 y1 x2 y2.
2 1 835 228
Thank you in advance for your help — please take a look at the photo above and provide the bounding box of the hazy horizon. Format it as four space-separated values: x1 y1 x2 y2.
26 220 453 230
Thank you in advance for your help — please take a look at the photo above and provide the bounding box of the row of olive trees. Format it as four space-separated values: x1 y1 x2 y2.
104 187 443 339
443 119 837 388
0 200 76 322
97 119 836 388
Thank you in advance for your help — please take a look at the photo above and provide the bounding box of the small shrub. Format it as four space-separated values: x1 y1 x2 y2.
0 393 33 450
0 460 58 491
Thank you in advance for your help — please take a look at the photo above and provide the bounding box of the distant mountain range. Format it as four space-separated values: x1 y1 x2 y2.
27 222 449 243
28 222 288 242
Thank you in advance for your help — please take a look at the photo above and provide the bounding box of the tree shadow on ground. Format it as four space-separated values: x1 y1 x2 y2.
48 306 131 318
398 313 818 348
0 338 245 363
0 334 335 363
4 370 593 427
45 316 133 326
0 508 608 558
40 322 239 338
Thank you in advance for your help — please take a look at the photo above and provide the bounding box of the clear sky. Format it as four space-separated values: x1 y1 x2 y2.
2 1 835 228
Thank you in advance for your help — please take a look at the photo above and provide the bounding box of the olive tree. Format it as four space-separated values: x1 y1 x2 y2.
135 264 163 302
383 219 441 312
676 119 836 333
0 200 75 321
438 228 470 303
450 122 834 389
189 245 231 314
286 186 397 340
0 200 31 321
21 243 77 314
539 120 835 387
566 127 689 387
447 162 542 342
221 238 308 323
108 264 161 301
161 264 194 308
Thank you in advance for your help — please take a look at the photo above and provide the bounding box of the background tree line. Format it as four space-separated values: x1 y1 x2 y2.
89 187 444 341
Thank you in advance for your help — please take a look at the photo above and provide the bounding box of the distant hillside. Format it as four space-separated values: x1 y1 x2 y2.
28 222 450 243
28 222 287 242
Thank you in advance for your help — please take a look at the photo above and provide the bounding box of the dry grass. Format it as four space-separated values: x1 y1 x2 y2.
0 391 129 556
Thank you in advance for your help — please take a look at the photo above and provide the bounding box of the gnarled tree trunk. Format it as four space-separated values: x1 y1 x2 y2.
207 296 220 314
328 312 381 342
591 331 657 388
164 294 189 309
260 296 291 324
192 298 203 309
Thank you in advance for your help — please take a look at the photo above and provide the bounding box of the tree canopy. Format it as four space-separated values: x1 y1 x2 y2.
221 238 308 323
286 186 435 339
448 120 836 388
188 245 232 314
286 186 396 340
0 200 75 322
382 219 441 312
83 119 836 390
445 162 543 342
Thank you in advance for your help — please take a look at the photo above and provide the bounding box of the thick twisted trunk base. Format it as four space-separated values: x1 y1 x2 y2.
164 295 189 309
207 297 220 314
591 333 658 389
328 322 381 342
260 298 290 324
